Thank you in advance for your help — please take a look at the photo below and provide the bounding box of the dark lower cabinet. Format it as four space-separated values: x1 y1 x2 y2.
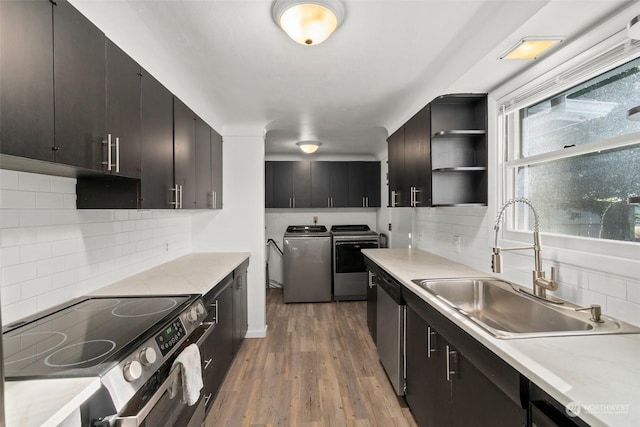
140 71 174 209
0 0 55 162
53 0 106 170
405 290 527 427
202 278 234 410
232 261 249 355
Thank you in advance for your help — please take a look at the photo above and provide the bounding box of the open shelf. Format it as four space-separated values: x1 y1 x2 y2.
432 130 487 138
432 167 487 172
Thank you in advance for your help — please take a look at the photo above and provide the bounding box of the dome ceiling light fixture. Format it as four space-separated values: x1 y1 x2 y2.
296 141 322 153
272 0 345 46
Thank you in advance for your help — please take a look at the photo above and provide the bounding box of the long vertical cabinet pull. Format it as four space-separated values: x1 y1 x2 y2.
115 137 120 173
446 345 458 382
427 326 437 358
213 299 219 324
410 187 421 207
366 196 369 207
102 134 114 171
391 190 397 207
170 185 183 209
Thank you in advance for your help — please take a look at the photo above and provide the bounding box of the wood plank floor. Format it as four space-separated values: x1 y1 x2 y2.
204 289 417 427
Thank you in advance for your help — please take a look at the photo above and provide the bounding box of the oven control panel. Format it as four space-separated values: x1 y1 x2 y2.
155 318 186 356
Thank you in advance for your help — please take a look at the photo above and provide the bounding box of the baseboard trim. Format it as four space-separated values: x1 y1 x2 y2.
245 325 268 338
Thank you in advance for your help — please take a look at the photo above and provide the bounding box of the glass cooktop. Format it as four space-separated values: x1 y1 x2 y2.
3 295 194 380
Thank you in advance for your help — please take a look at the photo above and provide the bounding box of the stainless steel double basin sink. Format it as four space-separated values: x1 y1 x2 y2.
411 277 640 339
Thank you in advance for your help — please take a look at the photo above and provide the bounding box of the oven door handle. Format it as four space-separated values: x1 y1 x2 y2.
104 322 215 427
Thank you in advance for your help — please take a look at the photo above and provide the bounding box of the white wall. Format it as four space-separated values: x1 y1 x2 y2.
0 170 191 325
191 136 266 337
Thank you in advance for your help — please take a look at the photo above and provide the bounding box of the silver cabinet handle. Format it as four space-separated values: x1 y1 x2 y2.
115 136 120 173
170 185 179 208
102 134 114 171
331 197 333 208
289 197 292 208
427 326 437 358
214 191 217 209
328 197 331 208
293 197 296 208
179 185 183 209
446 345 458 382
362 196 365 207
207 192 214 209
366 196 369 207
204 358 213 370
215 299 219 324
203 392 213 406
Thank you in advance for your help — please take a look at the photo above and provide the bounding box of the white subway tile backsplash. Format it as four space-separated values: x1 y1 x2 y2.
627 280 640 304
0 190 36 209
20 242 52 263
0 210 20 228
1 247 20 267
36 192 65 209
1 262 37 286
606 297 640 326
0 170 19 190
18 172 50 192
19 209 52 227
1 172 192 324
49 176 75 194
588 272 627 300
21 276 52 299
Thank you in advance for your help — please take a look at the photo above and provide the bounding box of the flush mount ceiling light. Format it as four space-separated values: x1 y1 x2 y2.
627 15 640 40
296 141 322 153
272 0 345 46
499 37 564 60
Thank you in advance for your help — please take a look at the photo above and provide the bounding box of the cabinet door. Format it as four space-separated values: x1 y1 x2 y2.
211 128 223 209
311 161 331 207
451 350 527 426
174 97 197 208
53 0 105 169
364 162 381 207
329 162 349 207
195 117 212 208
203 283 234 408
265 161 274 208
105 40 141 179
347 162 365 207
232 268 248 355
387 127 407 207
405 106 431 207
0 0 55 161
406 306 439 427
271 162 293 208
292 161 312 208
140 71 174 209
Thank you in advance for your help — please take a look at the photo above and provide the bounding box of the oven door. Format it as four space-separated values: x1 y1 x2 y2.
102 322 215 427
334 240 379 274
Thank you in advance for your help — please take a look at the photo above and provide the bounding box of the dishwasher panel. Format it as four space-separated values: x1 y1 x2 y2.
376 282 405 396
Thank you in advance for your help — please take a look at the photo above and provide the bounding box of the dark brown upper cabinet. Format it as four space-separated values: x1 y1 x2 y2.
140 71 174 209
348 161 381 208
311 162 349 208
266 161 312 209
195 116 212 208
105 40 142 179
210 129 223 209
0 0 55 162
53 0 106 170
173 97 197 208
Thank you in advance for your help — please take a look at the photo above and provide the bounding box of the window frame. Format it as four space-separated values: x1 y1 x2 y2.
495 35 640 272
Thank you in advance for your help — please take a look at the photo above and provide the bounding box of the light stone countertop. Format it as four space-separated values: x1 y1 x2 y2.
362 248 640 427
5 377 101 427
7 252 250 427
89 252 250 297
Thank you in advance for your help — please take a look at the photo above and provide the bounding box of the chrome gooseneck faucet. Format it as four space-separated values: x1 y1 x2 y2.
492 197 558 299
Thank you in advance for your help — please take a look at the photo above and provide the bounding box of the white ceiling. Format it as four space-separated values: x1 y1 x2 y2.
71 0 634 157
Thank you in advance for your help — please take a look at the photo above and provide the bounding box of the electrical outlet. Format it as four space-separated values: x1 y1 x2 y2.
388 223 392 231
452 235 461 253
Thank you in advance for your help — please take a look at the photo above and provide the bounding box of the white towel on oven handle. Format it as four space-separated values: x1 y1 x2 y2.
169 343 203 406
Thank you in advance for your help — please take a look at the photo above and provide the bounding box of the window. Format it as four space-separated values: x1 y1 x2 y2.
502 56 640 243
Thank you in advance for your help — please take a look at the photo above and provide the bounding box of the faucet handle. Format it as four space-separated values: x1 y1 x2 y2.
491 248 502 273
575 304 603 323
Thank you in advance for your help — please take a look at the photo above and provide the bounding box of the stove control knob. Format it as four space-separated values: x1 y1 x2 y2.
195 302 205 316
186 307 199 323
123 360 142 382
139 347 157 366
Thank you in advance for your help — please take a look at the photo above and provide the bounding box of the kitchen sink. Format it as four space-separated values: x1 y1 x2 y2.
411 277 640 339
